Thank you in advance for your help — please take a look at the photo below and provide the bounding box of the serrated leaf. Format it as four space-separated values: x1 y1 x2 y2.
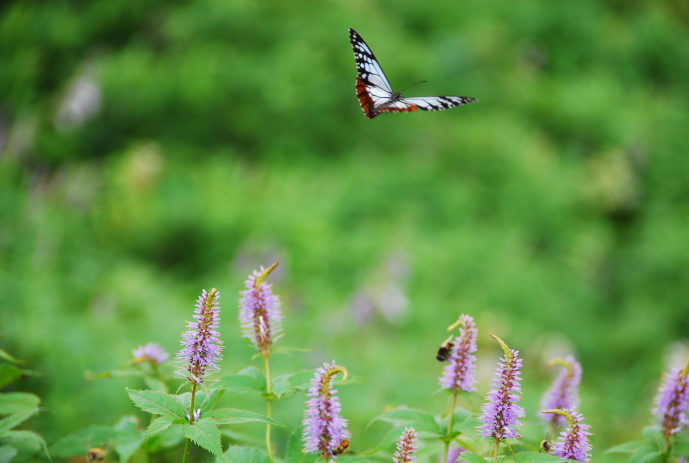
0 410 39 434
126 389 186 418
605 441 648 454
1 430 50 460
200 388 225 413
183 419 224 462
223 446 270 463
50 426 119 456
0 393 40 416
205 408 285 428
365 408 442 435
459 451 490 463
146 417 173 438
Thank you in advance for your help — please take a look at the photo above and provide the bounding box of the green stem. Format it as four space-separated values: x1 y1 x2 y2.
494 439 500 463
182 383 197 463
444 391 459 463
264 353 274 462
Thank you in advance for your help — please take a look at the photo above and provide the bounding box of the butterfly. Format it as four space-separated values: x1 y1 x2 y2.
349 28 477 119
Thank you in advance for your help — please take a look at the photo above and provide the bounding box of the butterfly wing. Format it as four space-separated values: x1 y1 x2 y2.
349 28 395 118
399 96 478 112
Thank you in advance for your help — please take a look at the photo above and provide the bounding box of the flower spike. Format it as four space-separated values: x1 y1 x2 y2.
541 356 582 428
302 362 351 459
478 334 525 441
653 358 689 438
542 409 593 462
132 342 170 365
393 428 418 463
175 289 223 384
439 314 478 392
239 263 284 356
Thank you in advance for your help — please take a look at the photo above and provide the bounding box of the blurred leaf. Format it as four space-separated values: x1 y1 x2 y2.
271 374 293 398
113 416 143 463
337 455 378 463
284 426 317 463
514 452 579 463
365 408 442 435
125 389 185 418
0 410 39 434
0 350 23 365
0 445 18 463
0 431 49 460
0 366 24 391
631 446 662 463
605 441 649 454
459 451 490 463
200 387 225 413
85 367 144 381
205 408 285 427
218 368 266 395
51 426 118 456
219 429 264 447
143 425 184 453
223 446 270 463
359 425 407 455
642 426 663 444
183 419 224 462
0 394 40 416
674 440 689 457
143 376 168 392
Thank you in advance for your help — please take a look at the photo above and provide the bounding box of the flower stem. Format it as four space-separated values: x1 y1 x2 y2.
494 439 500 463
444 391 459 463
182 438 190 463
264 354 274 462
181 382 198 463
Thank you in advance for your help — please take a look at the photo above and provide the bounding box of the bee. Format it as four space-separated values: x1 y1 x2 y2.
332 439 350 456
87 448 106 463
539 440 552 453
436 335 455 362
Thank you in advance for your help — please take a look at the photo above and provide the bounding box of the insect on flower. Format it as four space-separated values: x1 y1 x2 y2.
436 335 455 362
332 438 350 456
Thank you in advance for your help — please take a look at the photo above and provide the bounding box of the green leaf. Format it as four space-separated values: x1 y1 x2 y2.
50 426 118 456
514 452 578 463
284 426 317 463
143 376 169 393
143 425 184 453
337 455 378 463
0 410 39 434
0 349 23 365
365 408 443 435
146 417 174 438
126 389 186 418
205 408 285 428
283 371 315 391
271 374 294 399
459 451 490 463
113 416 144 463
605 441 649 454
631 446 662 463
0 445 18 463
641 426 663 444
0 393 40 416
674 440 689 457
0 366 24 391
223 446 270 463
1 430 50 460
200 387 225 413
183 419 224 462
218 368 266 395
359 425 407 455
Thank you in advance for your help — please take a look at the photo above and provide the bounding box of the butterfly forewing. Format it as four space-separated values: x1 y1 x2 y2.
348 28 477 118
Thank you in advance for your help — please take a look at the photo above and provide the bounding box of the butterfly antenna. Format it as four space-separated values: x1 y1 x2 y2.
398 80 428 93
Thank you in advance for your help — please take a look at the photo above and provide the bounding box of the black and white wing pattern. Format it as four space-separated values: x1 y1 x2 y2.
349 28 477 119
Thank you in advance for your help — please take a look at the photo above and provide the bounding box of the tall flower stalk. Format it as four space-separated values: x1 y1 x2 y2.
238 262 283 461
478 334 525 463
439 315 478 463
540 356 582 435
653 357 689 447
303 362 350 462
175 289 223 463
542 409 593 462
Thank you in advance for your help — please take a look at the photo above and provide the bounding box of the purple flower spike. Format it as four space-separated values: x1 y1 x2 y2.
239 262 283 356
478 334 525 441
132 343 170 365
176 289 223 384
440 314 478 392
540 356 582 428
543 409 592 462
393 428 418 463
653 366 689 437
302 362 351 459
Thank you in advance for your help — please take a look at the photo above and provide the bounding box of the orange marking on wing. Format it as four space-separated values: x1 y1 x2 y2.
380 105 419 114
356 76 376 119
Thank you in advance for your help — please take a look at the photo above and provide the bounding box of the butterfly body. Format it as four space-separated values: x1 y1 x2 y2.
349 28 477 119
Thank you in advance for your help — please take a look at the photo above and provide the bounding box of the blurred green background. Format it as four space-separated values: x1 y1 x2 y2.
2 0 689 459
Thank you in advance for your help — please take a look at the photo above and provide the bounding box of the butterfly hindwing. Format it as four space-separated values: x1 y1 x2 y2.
349 28 477 119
